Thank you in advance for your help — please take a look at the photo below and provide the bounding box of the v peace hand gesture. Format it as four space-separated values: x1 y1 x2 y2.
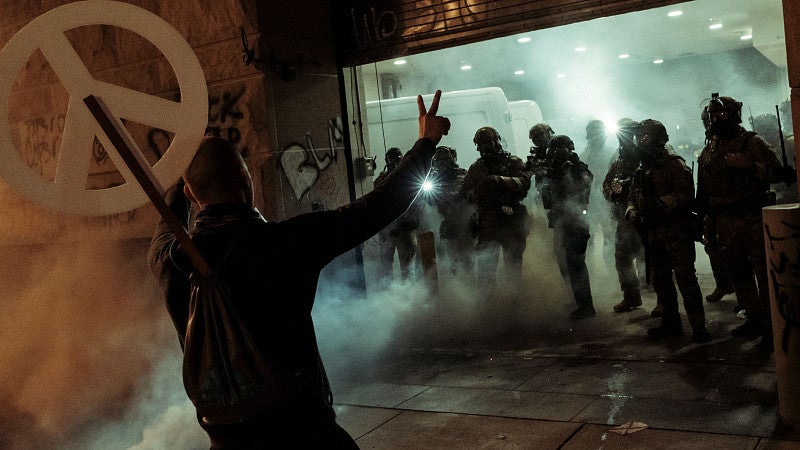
418 90 451 145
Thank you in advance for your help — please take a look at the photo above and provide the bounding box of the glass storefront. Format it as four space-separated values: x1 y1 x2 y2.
349 0 789 175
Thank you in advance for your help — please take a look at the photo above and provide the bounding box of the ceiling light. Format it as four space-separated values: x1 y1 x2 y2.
575 46 587 52
556 73 566 79
618 54 630 59
514 70 525 75
393 59 407 65
740 34 753 40
653 58 664 64
667 10 683 17
517 37 531 43
709 23 722 30
460 63 472 70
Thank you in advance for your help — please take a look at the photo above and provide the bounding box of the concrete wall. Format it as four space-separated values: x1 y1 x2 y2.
0 0 348 244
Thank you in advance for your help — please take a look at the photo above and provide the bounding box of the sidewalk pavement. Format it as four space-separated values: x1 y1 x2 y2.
331 270 798 449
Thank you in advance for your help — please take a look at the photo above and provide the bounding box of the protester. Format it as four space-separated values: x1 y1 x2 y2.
148 91 450 448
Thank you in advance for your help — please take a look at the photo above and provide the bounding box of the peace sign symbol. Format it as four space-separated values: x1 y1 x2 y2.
0 1 208 215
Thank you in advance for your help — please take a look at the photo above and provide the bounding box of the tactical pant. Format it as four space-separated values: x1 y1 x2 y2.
648 227 706 330
439 216 476 274
716 211 769 321
704 241 734 293
555 221 593 308
475 205 530 281
614 218 644 298
378 229 416 279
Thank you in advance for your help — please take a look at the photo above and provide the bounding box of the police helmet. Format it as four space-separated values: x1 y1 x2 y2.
616 118 637 140
385 147 403 166
586 119 606 139
707 94 743 124
635 119 669 149
616 118 637 131
750 113 779 141
474 127 502 154
529 123 554 141
433 146 457 166
549 134 575 151
545 135 574 169
750 113 777 133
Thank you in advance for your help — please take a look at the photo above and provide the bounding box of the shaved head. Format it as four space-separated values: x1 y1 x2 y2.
183 136 253 207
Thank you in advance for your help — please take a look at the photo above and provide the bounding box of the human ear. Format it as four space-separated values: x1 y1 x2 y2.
183 183 200 206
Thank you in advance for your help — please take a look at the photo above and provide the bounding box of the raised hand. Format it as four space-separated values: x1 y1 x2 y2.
417 90 451 145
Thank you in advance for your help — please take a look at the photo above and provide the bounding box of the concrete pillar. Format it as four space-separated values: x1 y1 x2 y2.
763 205 800 437
764 0 800 438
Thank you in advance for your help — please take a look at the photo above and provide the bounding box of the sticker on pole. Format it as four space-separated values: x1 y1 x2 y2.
0 0 208 215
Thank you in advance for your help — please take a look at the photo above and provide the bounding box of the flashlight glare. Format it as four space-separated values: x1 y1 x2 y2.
422 180 434 192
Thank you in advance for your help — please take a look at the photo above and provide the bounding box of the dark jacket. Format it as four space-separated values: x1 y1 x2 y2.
543 152 593 228
462 152 531 215
148 138 436 430
603 149 639 219
627 150 694 229
696 127 783 214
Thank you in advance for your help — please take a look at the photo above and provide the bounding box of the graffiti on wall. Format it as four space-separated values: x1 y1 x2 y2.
349 0 483 47
20 114 64 177
205 85 246 148
81 209 138 228
279 117 343 200
141 84 249 161
350 6 396 47
764 220 800 353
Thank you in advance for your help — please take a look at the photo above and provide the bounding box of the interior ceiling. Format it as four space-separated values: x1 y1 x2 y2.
373 0 786 86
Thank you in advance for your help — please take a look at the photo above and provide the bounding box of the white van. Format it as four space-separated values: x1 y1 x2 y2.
366 87 519 174
508 100 545 158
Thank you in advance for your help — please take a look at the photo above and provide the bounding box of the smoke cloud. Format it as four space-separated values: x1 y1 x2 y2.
0 199 614 449
0 1 785 447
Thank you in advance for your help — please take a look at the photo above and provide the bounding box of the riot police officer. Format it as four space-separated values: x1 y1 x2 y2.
750 112 797 204
699 105 736 307
603 118 648 314
526 123 555 194
696 94 791 349
581 119 616 268
462 127 531 283
427 146 474 272
375 147 420 280
626 120 711 343
541 135 596 319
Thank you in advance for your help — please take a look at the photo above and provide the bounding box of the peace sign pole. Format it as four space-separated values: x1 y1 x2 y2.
83 94 212 277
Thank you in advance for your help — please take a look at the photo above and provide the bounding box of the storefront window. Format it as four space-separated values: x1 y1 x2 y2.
350 0 788 174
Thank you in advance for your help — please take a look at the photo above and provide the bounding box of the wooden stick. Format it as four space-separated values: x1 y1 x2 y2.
83 94 211 277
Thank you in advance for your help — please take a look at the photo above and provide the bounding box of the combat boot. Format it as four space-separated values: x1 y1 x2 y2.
757 331 774 354
691 327 712 343
570 305 596 320
647 317 683 339
705 286 735 303
730 318 766 339
613 291 642 313
650 303 664 318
